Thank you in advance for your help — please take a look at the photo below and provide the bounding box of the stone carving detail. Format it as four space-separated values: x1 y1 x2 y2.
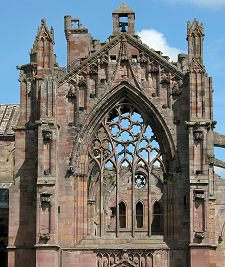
40 193 51 204
194 191 205 200
193 131 203 141
67 87 76 99
189 56 206 73
195 231 205 239
160 74 170 85
39 233 50 241
97 251 153 267
78 79 87 87
120 39 128 61
149 63 159 73
187 19 204 40
208 154 214 166
44 168 51 176
67 166 74 174
139 52 148 63
171 83 182 96
89 64 98 75
42 130 52 141
99 55 108 65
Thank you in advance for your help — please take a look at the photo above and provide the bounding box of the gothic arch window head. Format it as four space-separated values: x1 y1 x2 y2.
88 103 165 237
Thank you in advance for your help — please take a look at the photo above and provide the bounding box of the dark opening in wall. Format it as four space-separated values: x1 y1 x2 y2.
110 55 117 63
119 202 126 228
152 201 163 234
132 55 137 63
136 202 143 228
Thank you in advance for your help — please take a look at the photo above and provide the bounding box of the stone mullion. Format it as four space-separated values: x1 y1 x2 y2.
116 169 119 237
148 164 152 237
132 138 138 237
100 168 104 237
132 169 135 237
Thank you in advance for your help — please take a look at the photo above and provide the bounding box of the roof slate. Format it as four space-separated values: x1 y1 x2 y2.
0 104 20 136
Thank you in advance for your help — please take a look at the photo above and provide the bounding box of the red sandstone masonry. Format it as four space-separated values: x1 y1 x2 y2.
2 3 225 267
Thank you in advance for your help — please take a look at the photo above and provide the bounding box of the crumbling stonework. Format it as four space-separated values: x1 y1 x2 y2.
1 3 225 267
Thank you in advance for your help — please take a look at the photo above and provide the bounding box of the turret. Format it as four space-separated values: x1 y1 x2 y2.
30 18 56 73
187 19 204 64
64 16 91 70
112 2 135 35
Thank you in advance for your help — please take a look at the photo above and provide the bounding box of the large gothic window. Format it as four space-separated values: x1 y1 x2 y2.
88 103 164 237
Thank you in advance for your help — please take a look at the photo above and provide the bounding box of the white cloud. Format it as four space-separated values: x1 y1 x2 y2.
214 166 225 179
164 0 225 8
136 29 183 62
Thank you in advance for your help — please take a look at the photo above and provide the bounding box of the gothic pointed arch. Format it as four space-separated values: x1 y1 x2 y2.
71 81 176 238
70 81 176 176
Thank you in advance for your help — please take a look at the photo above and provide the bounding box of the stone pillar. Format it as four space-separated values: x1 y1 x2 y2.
187 19 217 264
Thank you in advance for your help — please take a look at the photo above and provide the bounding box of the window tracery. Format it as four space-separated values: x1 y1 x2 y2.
88 103 164 237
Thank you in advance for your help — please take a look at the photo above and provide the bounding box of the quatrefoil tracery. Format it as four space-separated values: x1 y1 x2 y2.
89 103 163 175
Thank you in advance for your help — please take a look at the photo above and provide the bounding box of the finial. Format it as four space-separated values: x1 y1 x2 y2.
41 18 46 27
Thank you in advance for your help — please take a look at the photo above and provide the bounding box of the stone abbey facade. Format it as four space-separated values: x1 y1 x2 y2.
1 3 225 267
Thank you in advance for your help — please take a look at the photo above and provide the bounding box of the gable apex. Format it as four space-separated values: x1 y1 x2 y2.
59 33 184 85
113 2 135 15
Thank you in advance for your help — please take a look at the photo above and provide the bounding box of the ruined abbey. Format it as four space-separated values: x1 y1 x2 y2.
1 3 225 267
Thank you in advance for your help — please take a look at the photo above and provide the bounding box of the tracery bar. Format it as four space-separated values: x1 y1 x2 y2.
148 168 152 237
132 171 135 237
116 170 119 237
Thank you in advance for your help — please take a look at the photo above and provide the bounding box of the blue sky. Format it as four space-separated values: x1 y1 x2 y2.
1 0 225 175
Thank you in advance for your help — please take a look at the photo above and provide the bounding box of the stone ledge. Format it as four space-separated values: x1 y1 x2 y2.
34 244 60 250
7 245 35 250
190 177 209 184
189 243 217 249
37 176 56 185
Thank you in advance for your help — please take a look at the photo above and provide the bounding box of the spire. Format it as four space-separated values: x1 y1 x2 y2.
187 19 204 64
30 18 54 55
187 18 204 38
30 19 56 70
